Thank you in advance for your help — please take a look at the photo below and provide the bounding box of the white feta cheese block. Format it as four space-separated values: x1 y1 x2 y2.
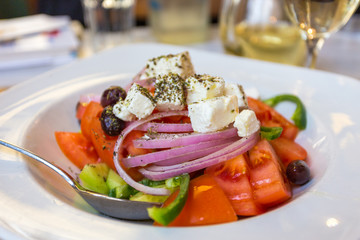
139 51 195 80
188 95 239 133
234 109 260 137
125 83 156 119
185 74 225 104
224 83 248 109
113 99 136 121
154 73 186 111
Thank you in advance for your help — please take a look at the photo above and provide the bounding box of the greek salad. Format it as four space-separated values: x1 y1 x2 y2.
55 51 310 226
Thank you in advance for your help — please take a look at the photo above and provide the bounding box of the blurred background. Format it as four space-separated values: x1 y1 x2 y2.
0 0 222 88
0 0 222 25
0 0 359 88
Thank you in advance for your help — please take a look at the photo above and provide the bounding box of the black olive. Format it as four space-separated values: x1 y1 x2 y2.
100 86 127 107
286 160 311 185
100 105 125 136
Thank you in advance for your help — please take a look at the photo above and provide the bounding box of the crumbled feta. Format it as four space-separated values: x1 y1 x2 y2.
113 99 136 121
154 73 186 111
224 83 248 109
139 51 195 80
188 95 239 133
185 74 225 104
234 109 260 137
125 83 156 119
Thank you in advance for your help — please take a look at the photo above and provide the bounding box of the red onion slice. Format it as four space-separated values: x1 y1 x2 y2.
123 137 238 168
147 132 258 172
139 132 259 180
133 127 238 149
135 122 193 133
113 111 188 196
154 142 233 166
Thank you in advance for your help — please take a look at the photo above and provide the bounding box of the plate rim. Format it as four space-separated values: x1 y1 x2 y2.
0 42 360 240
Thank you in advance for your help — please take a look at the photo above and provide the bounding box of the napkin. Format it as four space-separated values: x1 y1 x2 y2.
0 14 79 71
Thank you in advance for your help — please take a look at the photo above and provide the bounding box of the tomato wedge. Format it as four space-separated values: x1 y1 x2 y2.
80 101 103 140
270 137 308 167
248 97 299 140
88 118 144 181
248 139 292 207
54 131 99 169
161 174 237 226
88 117 117 169
205 154 264 216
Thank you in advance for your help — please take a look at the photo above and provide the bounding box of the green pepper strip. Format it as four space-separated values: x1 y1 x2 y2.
147 173 190 226
260 126 283 140
263 94 307 130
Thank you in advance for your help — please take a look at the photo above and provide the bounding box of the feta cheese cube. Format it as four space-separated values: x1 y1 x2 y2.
139 51 195 80
224 83 248 109
113 99 136 122
234 109 260 137
185 74 225 104
125 83 156 119
154 73 186 111
188 95 239 133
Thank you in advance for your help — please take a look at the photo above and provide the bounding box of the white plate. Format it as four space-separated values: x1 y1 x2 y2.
0 43 359 240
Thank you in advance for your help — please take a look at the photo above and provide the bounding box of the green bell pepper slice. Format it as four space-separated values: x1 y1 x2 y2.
260 126 283 140
263 94 307 130
147 173 190 226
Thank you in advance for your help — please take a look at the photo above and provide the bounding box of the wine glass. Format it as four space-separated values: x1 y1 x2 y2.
284 0 360 68
219 0 307 66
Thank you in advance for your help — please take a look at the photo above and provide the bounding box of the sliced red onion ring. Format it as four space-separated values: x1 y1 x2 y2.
113 111 188 196
139 132 259 180
146 134 257 172
135 122 193 133
123 137 238 168
133 127 238 149
154 142 233 166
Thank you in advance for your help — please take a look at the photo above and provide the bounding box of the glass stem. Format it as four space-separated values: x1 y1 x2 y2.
305 37 325 69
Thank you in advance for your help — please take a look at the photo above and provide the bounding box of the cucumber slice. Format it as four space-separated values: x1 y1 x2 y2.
106 169 132 199
129 183 175 203
109 185 132 199
79 163 110 195
106 169 127 190
130 191 169 203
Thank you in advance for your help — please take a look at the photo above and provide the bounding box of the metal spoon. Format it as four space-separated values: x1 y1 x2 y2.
0 139 161 220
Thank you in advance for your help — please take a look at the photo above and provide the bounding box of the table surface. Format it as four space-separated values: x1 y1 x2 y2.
1 18 359 91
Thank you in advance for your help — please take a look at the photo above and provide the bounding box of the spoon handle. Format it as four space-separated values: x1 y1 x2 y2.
0 139 78 189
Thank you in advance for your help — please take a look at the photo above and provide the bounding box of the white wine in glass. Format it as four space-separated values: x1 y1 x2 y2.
220 0 307 66
285 0 360 68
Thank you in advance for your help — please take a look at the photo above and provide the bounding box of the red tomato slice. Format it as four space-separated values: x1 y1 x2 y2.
247 97 299 140
161 174 237 226
205 154 264 216
80 101 103 140
89 118 143 181
248 139 292 207
270 137 308 167
54 131 99 169
88 117 117 169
